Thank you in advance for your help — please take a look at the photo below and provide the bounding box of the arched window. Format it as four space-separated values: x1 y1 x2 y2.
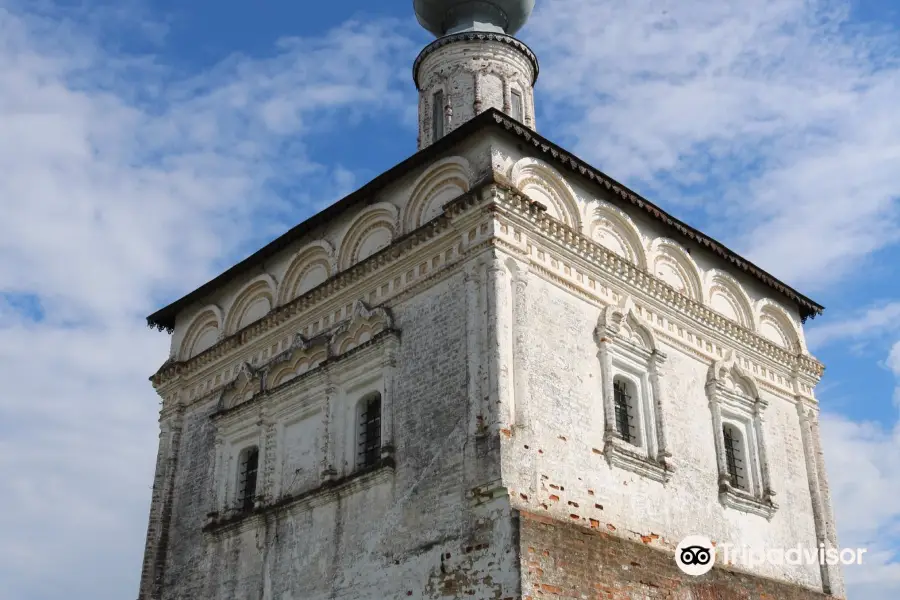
613 377 637 445
357 393 382 469
723 424 746 491
237 446 259 511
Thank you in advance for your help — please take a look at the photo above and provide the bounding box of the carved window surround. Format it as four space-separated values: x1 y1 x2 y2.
207 302 399 520
595 296 673 484
706 351 777 519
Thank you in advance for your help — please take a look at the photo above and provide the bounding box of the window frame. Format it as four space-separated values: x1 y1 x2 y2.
510 88 524 122
355 391 383 470
236 445 260 511
706 352 777 519
595 298 673 483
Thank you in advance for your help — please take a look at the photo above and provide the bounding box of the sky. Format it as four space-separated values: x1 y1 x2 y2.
0 0 898 598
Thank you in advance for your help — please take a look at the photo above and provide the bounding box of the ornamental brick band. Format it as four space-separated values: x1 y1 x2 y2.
518 511 836 600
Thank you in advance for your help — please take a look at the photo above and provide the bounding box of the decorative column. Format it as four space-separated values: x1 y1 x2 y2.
809 413 846 597
138 406 184 600
260 413 278 504
596 339 616 442
752 398 775 503
381 337 399 459
486 254 513 433
706 382 730 490
511 263 530 430
649 351 672 465
212 435 224 512
320 370 338 482
473 71 483 115
797 402 841 596
464 262 484 436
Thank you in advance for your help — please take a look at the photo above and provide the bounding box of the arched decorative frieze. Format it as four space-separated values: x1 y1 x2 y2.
509 157 582 231
179 306 224 360
268 349 328 388
648 238 703 301
756 299 805 353
705 270 755 329
587 201 647 269
223 275 277 335
337 202 399 271
216 362 263 412
403 157 472 233
277 241 335 305
329 301 395 356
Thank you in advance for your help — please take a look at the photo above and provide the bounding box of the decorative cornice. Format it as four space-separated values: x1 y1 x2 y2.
149 185 493 386
490 185 825 381
413 31 539 90
147 108 822 336
488 112 824 322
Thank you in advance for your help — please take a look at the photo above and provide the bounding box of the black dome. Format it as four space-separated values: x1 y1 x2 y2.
413 0 535 37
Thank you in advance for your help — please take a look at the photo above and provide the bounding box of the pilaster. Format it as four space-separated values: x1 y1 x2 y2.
486 253 513 433
797 401 844 597
138 406 184 600
511 262 530 430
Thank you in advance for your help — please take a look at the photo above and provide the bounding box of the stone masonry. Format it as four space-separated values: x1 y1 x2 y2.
139 7 844 599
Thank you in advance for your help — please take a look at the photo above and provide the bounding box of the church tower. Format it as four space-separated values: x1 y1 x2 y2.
139 2 845 599
414 0 538 148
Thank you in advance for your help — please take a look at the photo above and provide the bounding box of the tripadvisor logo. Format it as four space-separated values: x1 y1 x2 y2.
675 535 716 576
674 535 868 575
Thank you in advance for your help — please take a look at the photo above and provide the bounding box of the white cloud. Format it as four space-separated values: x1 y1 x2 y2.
821 407 900 596
806 302 900 350
0 3 413 599
527 0 900 291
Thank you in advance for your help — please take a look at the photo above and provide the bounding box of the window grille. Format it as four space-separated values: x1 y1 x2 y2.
723 425 745 490
357 393 382 469
613 379 636 444
237 446 259 511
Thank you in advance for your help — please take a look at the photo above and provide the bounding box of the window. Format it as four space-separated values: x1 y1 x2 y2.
237 446 259 511
595 298 673 483
510 89 524 122
706 351 777 518
357 393 382 469
432 90 444 141
723 424 746 490
613 377 637 445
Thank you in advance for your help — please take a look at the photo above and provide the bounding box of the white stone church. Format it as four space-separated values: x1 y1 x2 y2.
139 1 844 598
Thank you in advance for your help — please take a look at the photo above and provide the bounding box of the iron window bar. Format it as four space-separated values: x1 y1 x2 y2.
723 425 746 490
238 447 259 511
358 394 382 469
613 380 637 445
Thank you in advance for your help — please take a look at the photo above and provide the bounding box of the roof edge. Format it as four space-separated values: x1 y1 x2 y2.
147 107 823 332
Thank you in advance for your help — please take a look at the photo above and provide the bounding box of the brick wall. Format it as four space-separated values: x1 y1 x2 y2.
519 511 835 600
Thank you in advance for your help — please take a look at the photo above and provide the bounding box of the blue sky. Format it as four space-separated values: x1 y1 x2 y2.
1 0 898 598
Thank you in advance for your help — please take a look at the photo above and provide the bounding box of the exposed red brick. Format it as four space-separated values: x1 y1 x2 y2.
518 511 836 600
